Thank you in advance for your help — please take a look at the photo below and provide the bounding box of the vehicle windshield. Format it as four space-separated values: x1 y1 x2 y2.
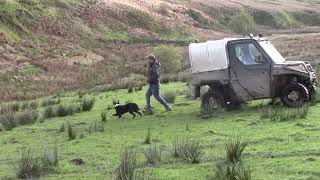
259 41 286 63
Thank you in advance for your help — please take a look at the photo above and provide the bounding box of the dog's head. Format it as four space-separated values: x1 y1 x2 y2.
113 100 120 107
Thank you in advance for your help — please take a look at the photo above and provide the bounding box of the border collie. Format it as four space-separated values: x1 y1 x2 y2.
113 100 142 119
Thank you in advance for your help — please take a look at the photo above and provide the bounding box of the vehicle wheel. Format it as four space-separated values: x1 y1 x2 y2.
281 83 309 108
201 90 226 113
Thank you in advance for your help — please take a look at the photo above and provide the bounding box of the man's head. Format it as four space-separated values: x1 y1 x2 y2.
146 54 157 65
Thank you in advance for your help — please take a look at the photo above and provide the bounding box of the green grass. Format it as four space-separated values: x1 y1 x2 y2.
0 82 320 179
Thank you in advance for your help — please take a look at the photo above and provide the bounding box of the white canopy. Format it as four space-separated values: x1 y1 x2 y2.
189 39 230 73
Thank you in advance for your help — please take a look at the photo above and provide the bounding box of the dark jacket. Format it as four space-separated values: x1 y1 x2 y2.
147 61 160 85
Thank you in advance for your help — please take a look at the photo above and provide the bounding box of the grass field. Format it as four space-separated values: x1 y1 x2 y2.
1 82 320 179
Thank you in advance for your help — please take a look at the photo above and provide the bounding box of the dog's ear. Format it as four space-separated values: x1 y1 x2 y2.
117 100 120 104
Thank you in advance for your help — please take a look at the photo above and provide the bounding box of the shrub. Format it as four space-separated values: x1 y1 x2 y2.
162 91 176 104
225 137 248 164
66 121 76 140
228 10 255 34
43 106 56 119
16 150 41 179
14 111 38 125
114 147 138 180
101 112 107 122
142 145 162 164
81 98 95 111
144 128 151 144
40 145 59 173
159 2 169 15
153 45 182 73
56 104 77 117
187 9 210 28
172 137 202 163
88 121 104 133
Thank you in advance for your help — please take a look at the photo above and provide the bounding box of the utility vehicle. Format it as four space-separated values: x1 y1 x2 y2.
189 35 317 110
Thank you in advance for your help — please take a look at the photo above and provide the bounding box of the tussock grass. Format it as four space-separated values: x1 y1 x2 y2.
40 145 59 173
215 162 251 180
114 147 138 180
14 111 38 125
142 145 162 164
214 137 251 180
81 98 95 111
225 137 248 164
144 128 151 144
101 111 107 122
128 85 134 93
41 98 60 107
58 122 65 132
259 105 308 121
162 91 176 104
133 168 156 180
43 106 56 119
172 136 202 163
0 111 38 130
88 120 104 133
28 101 38 110
16 150 41 179
66 121 76 140
16 145 59 179
0 113 16 131
20 101 38 111
0 102 20 114
56 104 77 117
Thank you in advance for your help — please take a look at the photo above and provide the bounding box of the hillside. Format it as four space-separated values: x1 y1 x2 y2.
1 0 320 101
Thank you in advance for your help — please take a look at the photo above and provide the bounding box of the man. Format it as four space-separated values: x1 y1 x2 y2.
145 54 172 112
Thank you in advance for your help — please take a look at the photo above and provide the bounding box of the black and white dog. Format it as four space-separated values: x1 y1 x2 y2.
112 101 142 119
